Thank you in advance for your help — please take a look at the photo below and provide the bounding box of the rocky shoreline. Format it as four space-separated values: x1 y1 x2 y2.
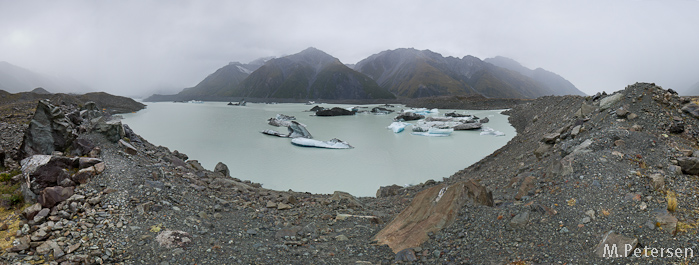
1 83 698 264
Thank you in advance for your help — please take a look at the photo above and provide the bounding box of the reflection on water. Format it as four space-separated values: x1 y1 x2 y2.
121 102 515 197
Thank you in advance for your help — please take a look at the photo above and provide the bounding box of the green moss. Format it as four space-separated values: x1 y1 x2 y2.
0 170 21 182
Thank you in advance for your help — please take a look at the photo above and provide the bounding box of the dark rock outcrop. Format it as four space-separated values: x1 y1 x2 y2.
19 100 76 157
315 107 356 116
395 112 424 121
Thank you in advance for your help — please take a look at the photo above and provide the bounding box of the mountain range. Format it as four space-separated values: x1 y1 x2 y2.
0 61 90 93
146 48 584 102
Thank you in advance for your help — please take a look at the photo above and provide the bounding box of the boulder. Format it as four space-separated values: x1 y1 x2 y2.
118 139 138 155
515 176 536 200
373 180 493 253
122 124 142 144
72 167 95 184
21 155 72 194
94 119 125 142
71 138 95 157
329 191 362 208
681 103 699 119
599 93 624 110
376 185 402 198
593 230 638 257
172 150 188 161
677 157 699 175
652 210 678 234
155 230 193 249
480 117 489 123
315 107 355 116
37 186 74 208
214 162 230 177
19 99 76 157
22 203 43 220
78 157 102 169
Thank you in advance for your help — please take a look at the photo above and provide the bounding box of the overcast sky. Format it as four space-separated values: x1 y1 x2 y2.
1 0 698 97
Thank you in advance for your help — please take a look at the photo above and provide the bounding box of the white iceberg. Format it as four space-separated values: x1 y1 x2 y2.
291 138 354 149
411 127 454 137
387 121 409 133
480 127 505 136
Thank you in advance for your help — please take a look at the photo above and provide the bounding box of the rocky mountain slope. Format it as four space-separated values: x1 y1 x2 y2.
0 61 89 93
144 60 267 102
354 48 559 99
232 47 394 100
1 82 698 264
485 56 586 96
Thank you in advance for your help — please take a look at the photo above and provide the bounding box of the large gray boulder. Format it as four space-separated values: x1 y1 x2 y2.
94 119 125 143
20 100 76 157
214 162 230 177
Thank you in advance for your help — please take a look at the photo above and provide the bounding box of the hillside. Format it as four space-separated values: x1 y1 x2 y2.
354 48 558 99
232 48 395 100
485 56 586 96
144 60 266 102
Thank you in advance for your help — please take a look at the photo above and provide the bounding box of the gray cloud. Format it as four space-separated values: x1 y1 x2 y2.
1 0 698 97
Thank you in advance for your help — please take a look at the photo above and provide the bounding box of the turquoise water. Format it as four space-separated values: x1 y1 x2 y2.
121 102 515 197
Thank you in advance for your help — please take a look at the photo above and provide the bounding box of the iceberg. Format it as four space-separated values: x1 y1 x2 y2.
387 122 409 133
411 127 454 137
291 138 354 149
480 127 505 136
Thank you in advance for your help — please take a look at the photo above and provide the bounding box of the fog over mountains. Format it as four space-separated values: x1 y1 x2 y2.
0 61 90 93
147 47 585 102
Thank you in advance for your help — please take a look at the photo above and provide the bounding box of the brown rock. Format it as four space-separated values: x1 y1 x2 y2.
277 203 292 210
88 147 101 158
94 162 106 174
373 180 492 252
37 186 74 208
78 157 102 169
654 210 678 234
72 166 95 184
118 139 137 155
22 203 43 220
515 176 536 200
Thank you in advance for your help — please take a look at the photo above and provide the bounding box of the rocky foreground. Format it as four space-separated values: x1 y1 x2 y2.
0 83 698 264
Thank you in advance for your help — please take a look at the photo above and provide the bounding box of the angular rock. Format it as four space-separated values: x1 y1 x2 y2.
94 119 125 142
653 210 678 234
72 167 95 184
37 186 74 208
94 162 106 174
599 93 624 110
571 125 582 138
593 230 638 257
22 203 43 220
277 202 292 210
30 227 50 241
649 174 665 191
509 211 530 229
515 176 536 200
33 208 50 223
214 162 230 177
681 103 699 118
21 155 72 194
329 191 363 208
374 180 493 252
376 185 402 198
534 143 551 159
395 248 417 262
78 157 102 169
615 107 629 118
19 99 76 157
71 138 95 157
155 230 193 248
8 236 30 252
89 147 101 158
542 133 560 144
677 157 699 175
118 139 137 155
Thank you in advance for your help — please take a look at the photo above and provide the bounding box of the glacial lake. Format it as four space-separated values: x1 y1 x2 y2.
121 102 515 197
